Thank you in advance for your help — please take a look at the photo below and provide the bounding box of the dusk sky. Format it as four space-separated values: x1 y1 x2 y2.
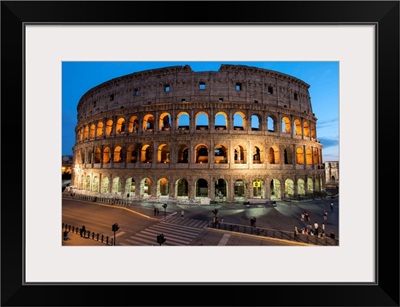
62 61 339 162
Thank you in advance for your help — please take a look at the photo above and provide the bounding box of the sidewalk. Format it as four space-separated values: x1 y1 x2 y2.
62 230 108 246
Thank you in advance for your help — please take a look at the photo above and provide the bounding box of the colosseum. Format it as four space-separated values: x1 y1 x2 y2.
71 64 325 204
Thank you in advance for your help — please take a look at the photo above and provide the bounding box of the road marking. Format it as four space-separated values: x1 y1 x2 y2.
115 231 126 238
218 234 231 246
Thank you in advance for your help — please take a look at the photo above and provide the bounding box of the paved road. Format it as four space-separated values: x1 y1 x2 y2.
62 196 338 246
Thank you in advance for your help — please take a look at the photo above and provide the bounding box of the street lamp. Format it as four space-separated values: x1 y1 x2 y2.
162 203 167 219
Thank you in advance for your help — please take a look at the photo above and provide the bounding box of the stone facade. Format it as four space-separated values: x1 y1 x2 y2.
324 161 339 187
72 64 325 204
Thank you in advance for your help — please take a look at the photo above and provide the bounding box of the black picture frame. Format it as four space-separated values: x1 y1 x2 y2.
1 1 399 306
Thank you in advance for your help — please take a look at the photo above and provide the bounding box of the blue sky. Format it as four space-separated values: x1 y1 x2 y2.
62 61 339 162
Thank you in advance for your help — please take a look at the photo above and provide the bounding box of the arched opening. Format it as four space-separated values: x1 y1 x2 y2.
270 179 281 199
143 114 155 131
267 116 276 132
157 178 169 196
126 145 138 163
113 146 122 163
282 117 291 133
195 112 209 130
234 145 246 164
112 177 121 194
251 114 260 131
92 176 99 193
297 179 305 196
94 147 101 163
196 178 208 197
116 118 126 134
307 178 314 194
214 144 228 163
125 177 136 196
311 123 316 138
103 147 111 163
285 179 294 198
96 122 103 137
269 146 280 164
296 148 304 164
141 145 153 163
140 178 151 198
101 177 109 193
303 121 310 138
159 113 171 131
177 112 190 130
253 146 261 164
215 179 227 201
214 112 228 130
253 179 263 198
234 112 246 130
89 124 95 138
84 126 89 139
195 144 208 163
177 145 189 163
294 119 301 136
157 144 170 163
234 179 246 198
306 149 312 165
106 120 113 136
176 179 189 197
128 116 139 133
85 175 91 191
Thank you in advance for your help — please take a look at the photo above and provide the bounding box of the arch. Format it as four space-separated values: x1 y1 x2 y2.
101 176 109 193
196 178 208 197
84 126 89 139
195 112 209 130
267 115 277 132
195 144 209 163
89 124 95 138
313 148 319 165
177 112 190 130
285 179 295 198
157 177 169 196
314 177 320 192
92 176 99 193
159 113 171 131
234 145 246 164
297 178 305 196
303 121 310 138
311 123 316 138
128 116 139 133
270 179 281 199
214 112 228 130
127 144 138 163
251 114 261 131
113 146 122 163
252 179 263 198
283 147 293 164
140 177 152 198
103 147 111 163
141 144 153 163
214 144 228 163
306 148 313 165
176 178 189 197
79 174 84 190
125 177 136 196
94 147 101 163
307 177 314 194
269 146 280 164
157 144 170 163
282 117 291 133
234 179 246 198
215 179 227 200
143 114 155 131
294 119 302 135
253 146 261 164
112 177 121 194
116 117 126 134
85 175 91 191
234 112 246 130
96 122 104 137
106 120 113 136
79 128 84 141
177 144 189 163
296 147 304 164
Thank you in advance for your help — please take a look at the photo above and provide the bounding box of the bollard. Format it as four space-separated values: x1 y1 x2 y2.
92 232 95 240
106 236 109 245
87 230 91 238
76 227 79 234
69 225 71 231
72 226 75 232
101 235 104 243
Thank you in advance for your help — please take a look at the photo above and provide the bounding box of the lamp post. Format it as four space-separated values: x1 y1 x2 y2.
162 203 167 219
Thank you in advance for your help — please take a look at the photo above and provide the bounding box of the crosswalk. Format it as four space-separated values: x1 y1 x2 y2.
118 217 209 246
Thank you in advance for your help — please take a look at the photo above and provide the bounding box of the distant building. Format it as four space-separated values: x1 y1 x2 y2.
324 161 339 187
62 155 73 174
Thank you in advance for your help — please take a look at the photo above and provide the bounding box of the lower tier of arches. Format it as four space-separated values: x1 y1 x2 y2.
71 168 325 203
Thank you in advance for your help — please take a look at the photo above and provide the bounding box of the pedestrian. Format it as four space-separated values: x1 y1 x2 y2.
154 206 157 216
156 208 160 215
215 217 220 228
301 212 305 221
323 210 328 221
330 202 334 211
181 210 184 218
63 230 70 240
313 222 319 236
212 216 216 227
330 231 335 239
81 225 86 237
294 226 299 239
